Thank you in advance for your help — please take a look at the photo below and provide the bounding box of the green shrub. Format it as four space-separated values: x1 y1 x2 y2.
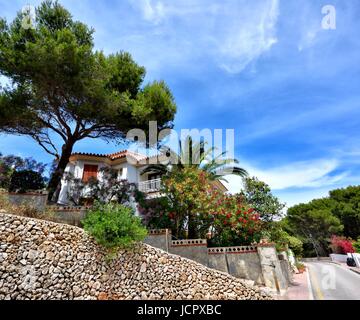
354 238 360 253
9 170 45 193
83 203 148 250
287 235 304 258
269 225 303 257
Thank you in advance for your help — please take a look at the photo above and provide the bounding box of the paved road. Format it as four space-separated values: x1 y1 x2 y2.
307 261 360 300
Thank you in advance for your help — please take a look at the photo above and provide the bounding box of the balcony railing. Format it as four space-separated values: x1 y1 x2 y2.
138 179 162 193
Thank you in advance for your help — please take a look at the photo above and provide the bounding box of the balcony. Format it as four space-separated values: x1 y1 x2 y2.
138 179 162 194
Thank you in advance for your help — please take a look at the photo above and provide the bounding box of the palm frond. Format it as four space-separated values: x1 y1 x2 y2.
227 166 248 177
211 173 229 183
212 152 240 165
203 162 224 173
151 135 249 181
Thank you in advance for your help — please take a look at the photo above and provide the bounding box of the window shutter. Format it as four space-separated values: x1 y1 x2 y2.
82 165 99 182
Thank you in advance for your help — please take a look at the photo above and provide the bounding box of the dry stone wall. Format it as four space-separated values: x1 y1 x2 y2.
145 232 289 291
0 213 272 300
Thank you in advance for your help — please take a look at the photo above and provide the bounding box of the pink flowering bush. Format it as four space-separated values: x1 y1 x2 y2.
330 235 355 254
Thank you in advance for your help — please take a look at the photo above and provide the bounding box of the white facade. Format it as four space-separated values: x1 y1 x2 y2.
58 150 228 207
58 151 164 206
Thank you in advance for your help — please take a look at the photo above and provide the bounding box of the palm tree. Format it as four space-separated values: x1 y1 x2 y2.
141 136 248 182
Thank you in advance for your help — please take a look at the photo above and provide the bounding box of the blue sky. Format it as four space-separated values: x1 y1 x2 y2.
1 0 360 208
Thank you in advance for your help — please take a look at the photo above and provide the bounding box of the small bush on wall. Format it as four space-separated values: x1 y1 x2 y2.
83 202 148 250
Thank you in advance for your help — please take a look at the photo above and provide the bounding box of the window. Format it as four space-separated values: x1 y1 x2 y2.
148 174 161 181
118 168 124 180
82 164 98 183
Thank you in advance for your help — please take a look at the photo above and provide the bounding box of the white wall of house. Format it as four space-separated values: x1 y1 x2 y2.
58 159 148 205
125 163 140 184
58 160 109 205
58 162 76 205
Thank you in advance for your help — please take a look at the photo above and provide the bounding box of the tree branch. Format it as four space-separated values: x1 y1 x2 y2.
78 124 118 140
47 91 73 139
37 117 68 142
33 134 59 159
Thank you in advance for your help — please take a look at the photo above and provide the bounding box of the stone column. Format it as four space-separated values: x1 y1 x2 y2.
144 229 172 252
257 244 288 292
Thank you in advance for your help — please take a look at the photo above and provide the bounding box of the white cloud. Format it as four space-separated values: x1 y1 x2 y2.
296 4 322 52
128 0 279 74
224 158 346 194
217 0 279 73
130 0 166 25
295 2 343 52
298 30 319 52
129 0 221 24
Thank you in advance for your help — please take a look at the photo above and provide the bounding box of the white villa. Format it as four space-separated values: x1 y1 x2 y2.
58 150 228 206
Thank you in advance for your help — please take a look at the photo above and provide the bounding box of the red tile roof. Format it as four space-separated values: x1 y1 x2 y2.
71 150 148 162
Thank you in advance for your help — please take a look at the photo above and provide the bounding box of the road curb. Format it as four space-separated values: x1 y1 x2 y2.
350 268 360 275
329 261 360 275
305 267 314 300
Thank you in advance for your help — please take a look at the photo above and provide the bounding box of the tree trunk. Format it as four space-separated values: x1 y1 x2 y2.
187 213 197 239
47 141 75 203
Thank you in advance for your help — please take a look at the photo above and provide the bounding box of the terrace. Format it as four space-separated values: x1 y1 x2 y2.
138 178 162 194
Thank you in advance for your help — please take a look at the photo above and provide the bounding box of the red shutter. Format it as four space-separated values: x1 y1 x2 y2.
82 165 98 183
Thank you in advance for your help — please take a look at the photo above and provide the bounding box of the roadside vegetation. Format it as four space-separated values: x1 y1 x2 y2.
283 185 360 257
